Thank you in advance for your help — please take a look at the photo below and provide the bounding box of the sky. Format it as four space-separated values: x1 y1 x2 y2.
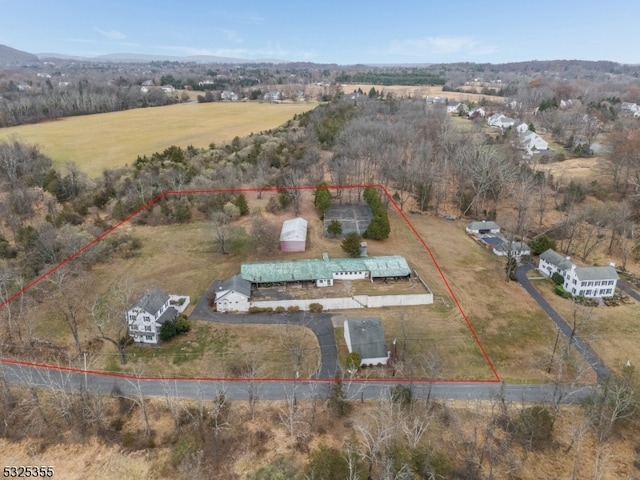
1 0 639 65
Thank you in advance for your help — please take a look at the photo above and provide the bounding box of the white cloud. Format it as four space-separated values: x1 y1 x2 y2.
388 35 496 58
94 27 127 41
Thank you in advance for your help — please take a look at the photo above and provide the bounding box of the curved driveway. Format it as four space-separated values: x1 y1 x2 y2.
515 264 611 383
190 291 339 379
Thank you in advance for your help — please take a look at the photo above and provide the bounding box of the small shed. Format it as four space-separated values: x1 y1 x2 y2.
280 217 308 252
343 317 389 367
466 220 501 235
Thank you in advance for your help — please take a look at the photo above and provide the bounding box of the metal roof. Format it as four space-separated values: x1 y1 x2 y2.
280 217 308 242
241 255 411 283
345 317 387 360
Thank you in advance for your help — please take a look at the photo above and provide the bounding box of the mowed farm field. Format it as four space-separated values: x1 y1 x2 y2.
0 100 317 178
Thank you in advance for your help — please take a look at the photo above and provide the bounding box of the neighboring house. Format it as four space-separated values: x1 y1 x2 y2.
515 121 529 134
161 85 175 93
214 275 252 312
538 249 619 298
487 113 517 129
280 217 308 252
493 240 531 258
466 221 500 235
264 91 282 102
241 254 411 287
221 90 239 101
520 131 549 155
468 107 486 120
446 102 468 114
426 96 447 104
127 289 178 344
343 317 390 367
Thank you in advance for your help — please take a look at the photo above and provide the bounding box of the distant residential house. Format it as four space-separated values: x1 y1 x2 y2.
221 90 239 101
264 91 282 102
538 249 619 298
515 122 529 134
466 221 501 235
343 317 390 367
127 289 178 344
426 96 447 104
280 217 308 252
468 107 486 120
487 113 517 129
161 85 175 93
493 240 531 258
214 275 252 312
447 102 468 115
520 131 549 155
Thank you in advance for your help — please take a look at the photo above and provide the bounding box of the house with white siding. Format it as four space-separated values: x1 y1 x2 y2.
538 249 618 298
214 275 252 312
127 289 189 344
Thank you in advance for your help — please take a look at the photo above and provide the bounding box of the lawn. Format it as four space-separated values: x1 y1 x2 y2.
0 100 317 178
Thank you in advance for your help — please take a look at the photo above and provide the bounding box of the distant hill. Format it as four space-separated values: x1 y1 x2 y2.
36 51 285 64
0 44 39 65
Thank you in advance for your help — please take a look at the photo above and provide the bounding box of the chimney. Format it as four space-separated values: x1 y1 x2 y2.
359 241 368 257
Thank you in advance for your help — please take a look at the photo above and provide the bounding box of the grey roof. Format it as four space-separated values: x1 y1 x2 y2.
345 317 387 360
131 289 170 315
467 220 500 231
540 249 573 271
217 275 252 298
241 255 411 284
156 306 178 325
494 240 530 253
574 266 619 282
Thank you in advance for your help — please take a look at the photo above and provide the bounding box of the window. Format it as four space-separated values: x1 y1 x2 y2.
595 281 601 286
145 326 151 332
129 314 136 321
144 316 151 322
145 335 153 341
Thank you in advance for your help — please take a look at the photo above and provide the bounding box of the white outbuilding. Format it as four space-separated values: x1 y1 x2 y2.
280 217 308 252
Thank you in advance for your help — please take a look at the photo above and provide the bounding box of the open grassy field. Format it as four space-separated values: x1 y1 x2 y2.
0 100 317 178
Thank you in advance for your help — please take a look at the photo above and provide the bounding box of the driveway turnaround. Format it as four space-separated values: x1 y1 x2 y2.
191 288 339 379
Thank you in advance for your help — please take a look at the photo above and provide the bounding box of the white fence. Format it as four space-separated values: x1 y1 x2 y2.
249 292 433 312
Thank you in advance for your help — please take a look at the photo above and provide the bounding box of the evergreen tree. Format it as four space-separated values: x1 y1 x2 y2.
327 219 343 238
341 232 362 257
234 193 249 216
314 182 331 217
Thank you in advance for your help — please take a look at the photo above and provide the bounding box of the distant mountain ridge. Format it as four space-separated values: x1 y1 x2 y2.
0 44 39 64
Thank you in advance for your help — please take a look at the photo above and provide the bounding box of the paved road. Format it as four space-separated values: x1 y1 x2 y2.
515 264 611 383
190 288 339 378
618 279 640 303
0 359 595 404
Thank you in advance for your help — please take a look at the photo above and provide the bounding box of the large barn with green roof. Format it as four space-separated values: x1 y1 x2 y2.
240 253 411 287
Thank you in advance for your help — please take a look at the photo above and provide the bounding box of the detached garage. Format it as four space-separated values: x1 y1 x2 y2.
280 217 308 252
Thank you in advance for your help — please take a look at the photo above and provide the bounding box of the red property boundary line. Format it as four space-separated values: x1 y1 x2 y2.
0 184 500 384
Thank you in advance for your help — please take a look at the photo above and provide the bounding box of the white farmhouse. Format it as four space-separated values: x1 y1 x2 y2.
520 131 549 155
127 289 178 344
344 317 390 367
214 275 252 312
487 113 517 129
538 249 618 298
493 240 531 258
